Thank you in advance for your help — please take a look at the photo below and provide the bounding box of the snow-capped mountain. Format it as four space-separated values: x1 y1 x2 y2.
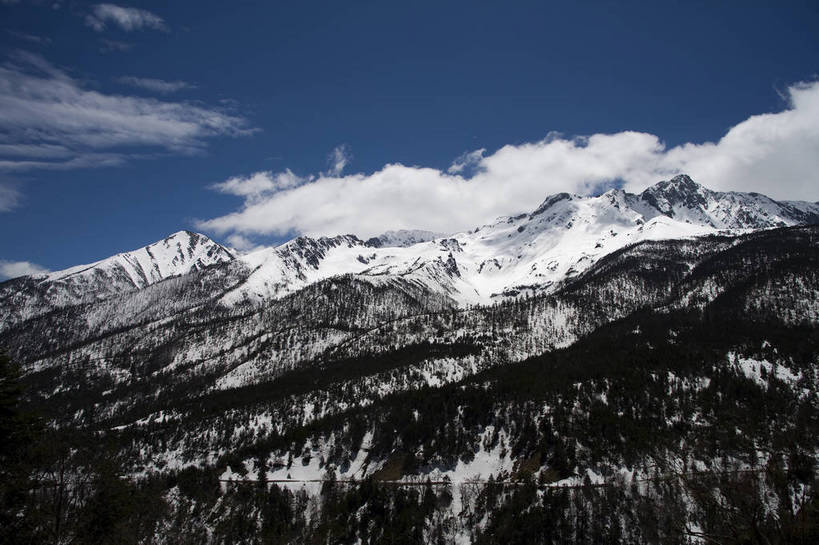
44 230 235 289
0 230 234 326
3 176 818 320
638 174 819 228
5 175 818 545
364 229 445 248
218 175 819 305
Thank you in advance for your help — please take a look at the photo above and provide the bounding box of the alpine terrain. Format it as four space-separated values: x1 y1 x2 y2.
2 175 819 544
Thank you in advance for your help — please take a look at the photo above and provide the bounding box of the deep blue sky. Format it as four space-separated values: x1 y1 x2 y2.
1 0 818 273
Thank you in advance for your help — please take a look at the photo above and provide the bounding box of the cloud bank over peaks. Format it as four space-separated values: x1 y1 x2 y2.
198 80 819 241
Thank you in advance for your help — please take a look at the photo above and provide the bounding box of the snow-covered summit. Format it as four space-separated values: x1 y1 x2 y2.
219 175 819 306
44 230 235 288
0 231 236 327
365 230 445 248
5 176 818 321
639 174 819 228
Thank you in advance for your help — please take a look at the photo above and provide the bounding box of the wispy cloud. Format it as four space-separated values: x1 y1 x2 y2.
6 30 52 45
0 144 71 158
0 154 127 172
0 51 255 171
0 183 21 212
117 76 195 94
0 259 49 279
85 4 167 33
1 0 64 7
199 81 819 239
99 38 133 53
327 144 351 176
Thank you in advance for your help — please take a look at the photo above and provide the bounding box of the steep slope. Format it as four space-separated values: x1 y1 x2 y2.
0 230 235 329
8 225 817 432
43 230 236 288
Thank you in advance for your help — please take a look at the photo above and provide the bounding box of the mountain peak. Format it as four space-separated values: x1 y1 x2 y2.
639 174 710 215
530 192 574 217
164 229 199 241
646 174 704 195
45 230 235 289
151 230 235 263
365 229 444 248
667 173 698 187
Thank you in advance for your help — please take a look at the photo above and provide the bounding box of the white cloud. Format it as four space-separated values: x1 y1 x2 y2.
198 80 819 239
211 169 306 202
0 259 49 279
641 81 819 199
117 76 194 94
225 234 262 253
85 4 167 33
0 51 254 171
448 148 485 174
327 144 351 176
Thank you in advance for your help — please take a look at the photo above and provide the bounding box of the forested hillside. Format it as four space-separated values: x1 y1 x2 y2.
1 225 817 544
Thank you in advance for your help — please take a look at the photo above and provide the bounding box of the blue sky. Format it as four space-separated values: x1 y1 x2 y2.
1 0 818 276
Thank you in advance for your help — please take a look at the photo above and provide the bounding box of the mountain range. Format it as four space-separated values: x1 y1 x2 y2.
2 174 818 544
3 174 818 327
